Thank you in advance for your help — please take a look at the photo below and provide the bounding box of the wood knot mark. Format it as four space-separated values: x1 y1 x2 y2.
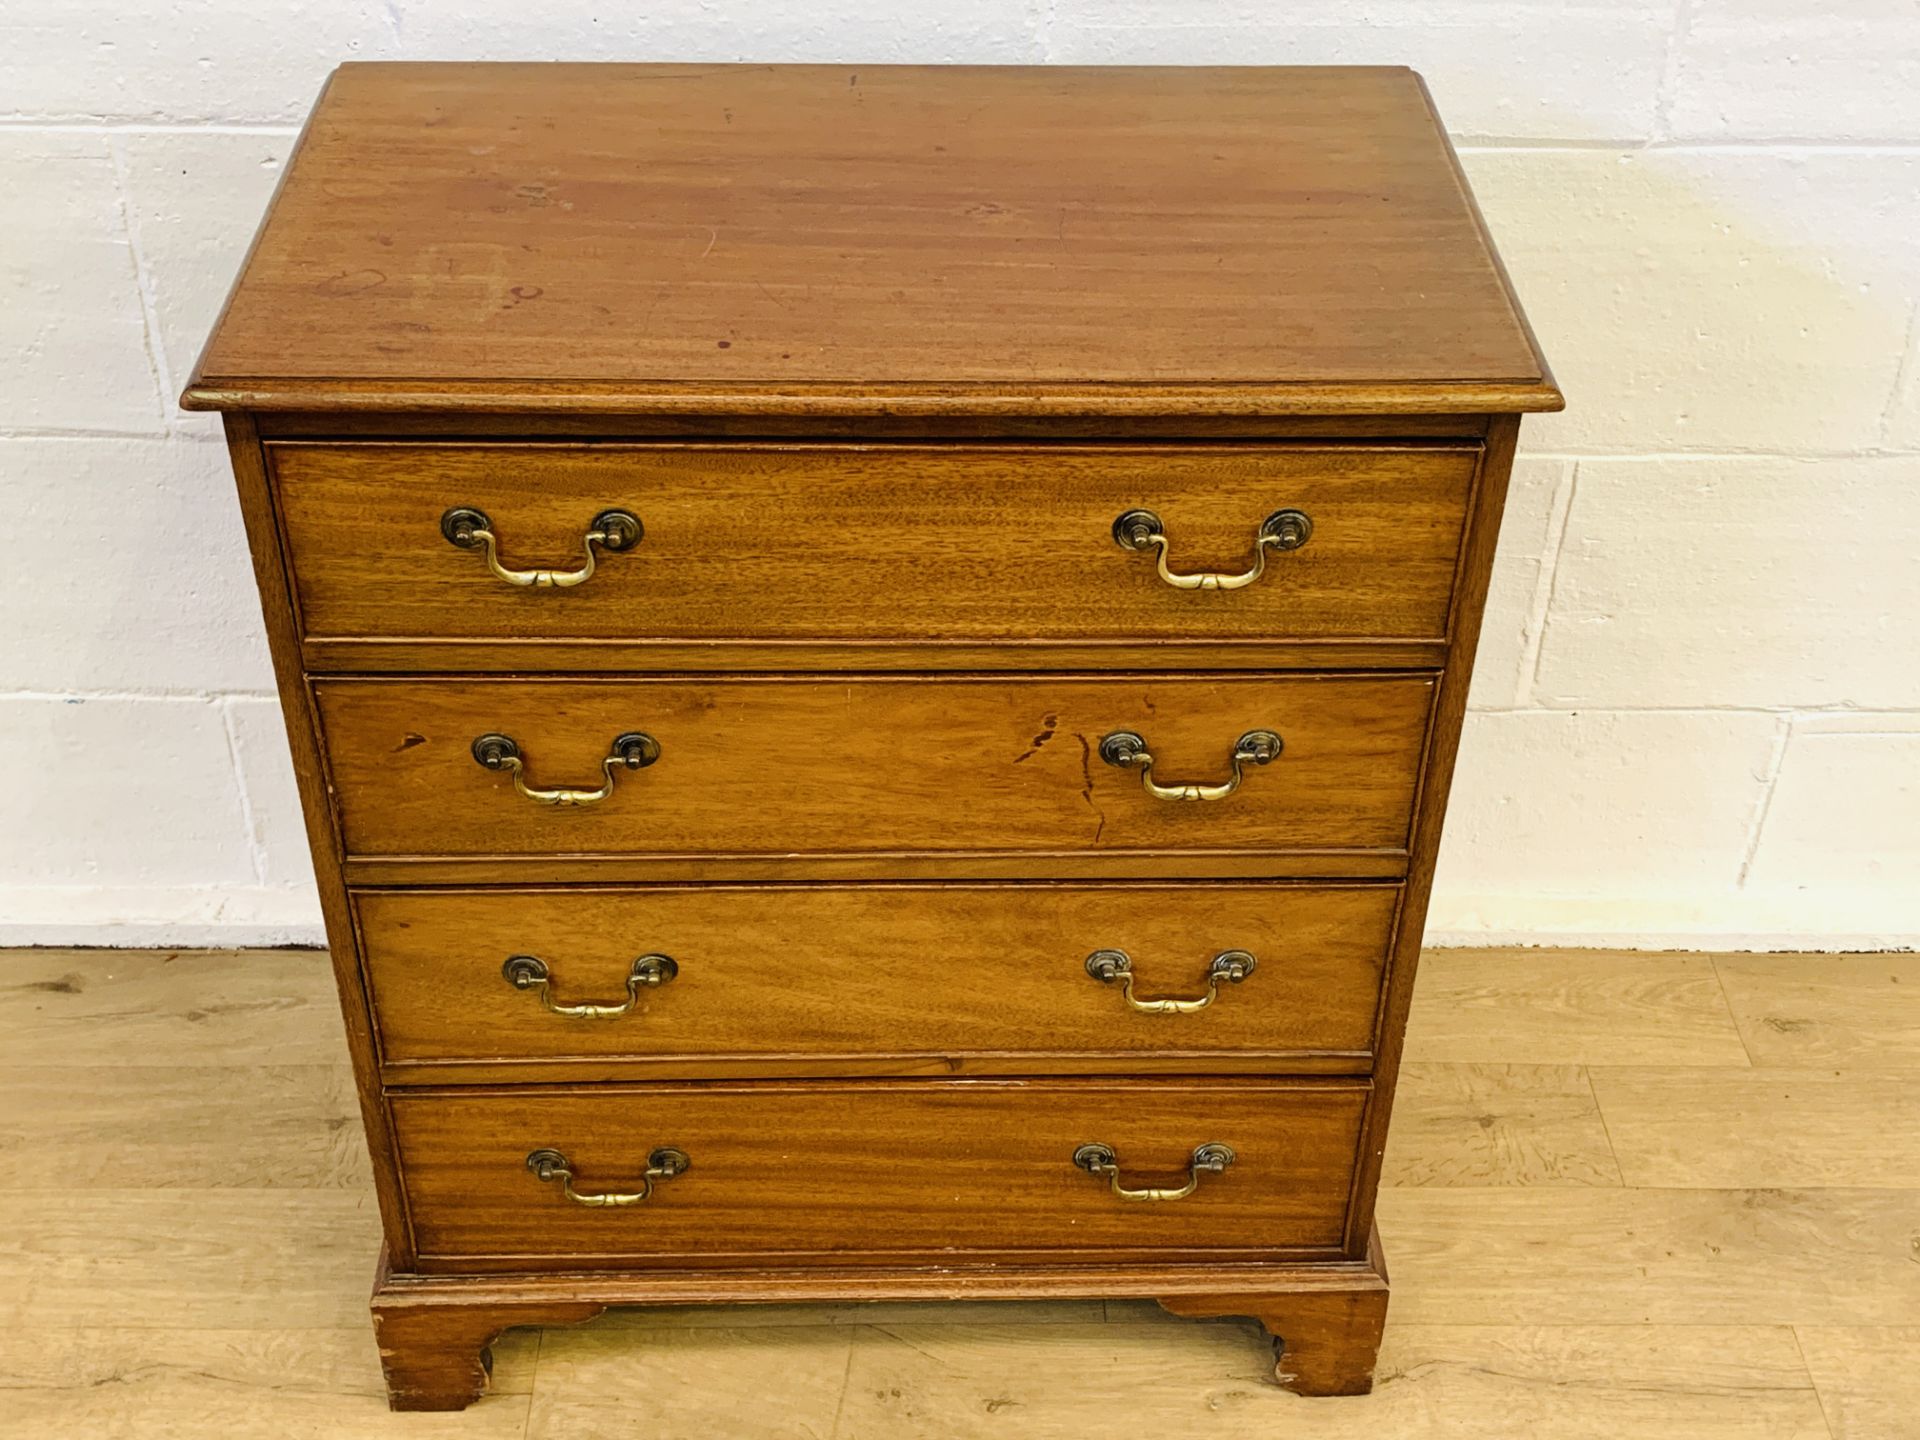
25 973 84 994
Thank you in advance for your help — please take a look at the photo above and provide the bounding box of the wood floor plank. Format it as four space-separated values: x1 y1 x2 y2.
1384 1064 1623 1187
0 1065 367 1189
1379 1187 1920 1325
1717 955 1920 1068
1401 950 1751 1066
0 1328 532 1439
1795 1326 1920 1440
1592 1067 1920 1187
0 1191 382 1329
0 948 344 1067
527 1322 853 1440
826 1319 1828 1438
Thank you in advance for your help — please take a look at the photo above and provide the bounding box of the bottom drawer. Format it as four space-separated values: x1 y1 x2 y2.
391 1080 1367 1270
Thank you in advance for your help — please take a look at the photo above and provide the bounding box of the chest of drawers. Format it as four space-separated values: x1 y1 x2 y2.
186 62 1559 1410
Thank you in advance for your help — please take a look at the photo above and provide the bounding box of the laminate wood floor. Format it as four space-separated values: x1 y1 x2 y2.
2 946 1915 1439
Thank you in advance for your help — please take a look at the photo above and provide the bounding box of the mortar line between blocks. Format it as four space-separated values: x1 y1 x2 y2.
1467 704 1920 717
102 134 174 434
3 116 1915 152
0 118 302 135
217 697 271 885
1514 459 1578 708
1736 715 1795 888
0 689 281 702
108 132 182 412
1460 139 1920 155
1522 449 1920 462
1526 462 1581 701
1878 298 1920 443
1652 0 1696 144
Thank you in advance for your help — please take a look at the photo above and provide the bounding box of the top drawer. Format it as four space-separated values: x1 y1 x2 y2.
270 443 1479 663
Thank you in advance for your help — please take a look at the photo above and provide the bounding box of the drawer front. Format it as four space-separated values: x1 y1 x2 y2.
357 883 1397 1074
272 443 1478 647
314 674 1432 861
390 1080 1366 1267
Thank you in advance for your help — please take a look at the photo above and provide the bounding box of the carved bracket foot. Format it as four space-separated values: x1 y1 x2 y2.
1155 1227 1390 1396
1157 1285 1388 1395
370 1285 606 1412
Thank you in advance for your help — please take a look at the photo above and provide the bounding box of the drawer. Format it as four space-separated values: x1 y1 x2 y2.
357 883 1398 1077
314 674 1433 864
271 442 1479 651
390 1080 1367 1268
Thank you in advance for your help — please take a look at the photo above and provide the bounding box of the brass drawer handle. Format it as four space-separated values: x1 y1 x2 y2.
470 731 659 807
526 1147 689 1207
1072 1142 1235 1202
1085 948 1255 1014
441 506 641 588
1112 507 1311 590
1098 729 1282 801
502 953 678 1018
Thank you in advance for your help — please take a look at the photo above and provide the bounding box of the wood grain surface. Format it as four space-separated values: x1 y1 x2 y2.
1401 948 1757 1067
312 673 1434 863
355 883 1398 1076
1383 1064 1623 1189
389 1079 1368 1268
181 64 1561 416
271 442 1478 648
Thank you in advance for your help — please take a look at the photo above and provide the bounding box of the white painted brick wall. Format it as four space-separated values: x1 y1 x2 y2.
2 2 1915 949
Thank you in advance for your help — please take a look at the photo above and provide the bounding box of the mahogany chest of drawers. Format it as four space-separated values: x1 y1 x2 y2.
185 62 1560 1410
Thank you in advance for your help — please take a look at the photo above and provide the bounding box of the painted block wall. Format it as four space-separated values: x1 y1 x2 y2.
2 2 1916 949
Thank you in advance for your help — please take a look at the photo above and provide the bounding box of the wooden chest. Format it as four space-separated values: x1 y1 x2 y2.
185 62 1559 1409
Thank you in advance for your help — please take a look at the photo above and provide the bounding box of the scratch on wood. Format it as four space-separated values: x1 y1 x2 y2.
1012 713 1059 765
1076 733 1106 843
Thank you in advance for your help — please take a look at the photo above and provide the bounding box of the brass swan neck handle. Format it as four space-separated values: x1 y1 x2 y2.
470 731 659 807
1085 949 1256 1014
502 953 678 1018
1072 1143 1236 1202
1098 729 1282 802
1112 508 1311 591
441 506 641 588
525 1147 689 1207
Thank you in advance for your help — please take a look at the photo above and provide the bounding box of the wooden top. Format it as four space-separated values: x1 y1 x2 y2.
183 63 1560 417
